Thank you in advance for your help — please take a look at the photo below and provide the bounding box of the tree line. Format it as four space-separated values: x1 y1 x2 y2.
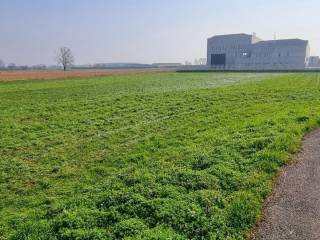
0 47 74 71
1 47 208 71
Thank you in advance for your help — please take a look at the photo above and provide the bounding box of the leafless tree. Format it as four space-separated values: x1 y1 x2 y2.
7 62 16 70
56 47 74 71
198 58 207 65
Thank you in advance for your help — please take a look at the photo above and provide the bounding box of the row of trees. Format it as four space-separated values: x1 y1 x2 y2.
0 59 4 69
0 61 36 70
0 62 50 71
0 47 74 71
184 58 207 66
2 48 208 71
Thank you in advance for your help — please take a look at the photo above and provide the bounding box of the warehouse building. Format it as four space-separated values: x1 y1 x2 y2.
207 33 310 70
308 56 320 67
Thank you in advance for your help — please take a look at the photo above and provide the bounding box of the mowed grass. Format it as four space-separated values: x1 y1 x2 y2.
0 72 320 240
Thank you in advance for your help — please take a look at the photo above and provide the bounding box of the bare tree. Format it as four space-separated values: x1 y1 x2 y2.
0 59 5 69
198 58 207 65
7 62 16 70
56 47 74 71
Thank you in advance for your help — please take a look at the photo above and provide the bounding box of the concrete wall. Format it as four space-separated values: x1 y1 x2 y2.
207 34 253 68
207 34 309 70
309 56 320 67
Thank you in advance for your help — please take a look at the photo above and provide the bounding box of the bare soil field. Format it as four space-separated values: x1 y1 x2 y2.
0 68 173 81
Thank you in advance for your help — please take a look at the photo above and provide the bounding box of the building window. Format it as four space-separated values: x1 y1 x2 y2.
242 52 251 58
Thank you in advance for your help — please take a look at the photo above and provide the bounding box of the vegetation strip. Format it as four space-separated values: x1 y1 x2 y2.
252 129 320 240
0 73 319 239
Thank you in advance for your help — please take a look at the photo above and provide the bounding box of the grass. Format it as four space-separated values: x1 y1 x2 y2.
0 72 320 239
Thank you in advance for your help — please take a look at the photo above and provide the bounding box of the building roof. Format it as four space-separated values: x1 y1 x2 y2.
208 33 308 46
208 33 252 40
254 39 308 46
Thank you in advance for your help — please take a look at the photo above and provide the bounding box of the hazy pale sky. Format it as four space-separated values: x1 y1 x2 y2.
1 0 320 65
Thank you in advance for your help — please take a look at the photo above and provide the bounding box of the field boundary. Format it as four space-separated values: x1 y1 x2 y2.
250 126 320 240
0 69 174 82
177 69 320 73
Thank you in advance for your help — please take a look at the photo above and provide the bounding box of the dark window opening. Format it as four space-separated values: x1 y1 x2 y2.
211 54 226 66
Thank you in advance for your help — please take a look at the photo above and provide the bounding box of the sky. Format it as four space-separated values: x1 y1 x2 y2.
1 0 320 65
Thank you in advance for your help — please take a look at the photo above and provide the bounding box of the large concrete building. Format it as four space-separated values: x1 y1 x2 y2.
207 33 310 70
308 56 320 67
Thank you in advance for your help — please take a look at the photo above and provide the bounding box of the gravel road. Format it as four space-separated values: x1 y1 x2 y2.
253 129 320 240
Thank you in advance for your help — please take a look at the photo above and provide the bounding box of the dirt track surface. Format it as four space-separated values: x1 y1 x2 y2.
253 129 320 240
0 69 172 81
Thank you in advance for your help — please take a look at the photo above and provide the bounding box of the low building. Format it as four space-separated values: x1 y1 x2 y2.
207 33 310 70
152 63 182 68
308 56 320 67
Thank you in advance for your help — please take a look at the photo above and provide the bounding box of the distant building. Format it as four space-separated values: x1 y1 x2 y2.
89 63 152 69
308 56 320 67
152 63 182 68
207 33 310 70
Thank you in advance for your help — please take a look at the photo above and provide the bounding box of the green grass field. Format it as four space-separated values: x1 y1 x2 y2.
1 72 320 240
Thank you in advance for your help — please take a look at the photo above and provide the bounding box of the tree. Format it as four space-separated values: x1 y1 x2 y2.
32 64 47 70
0 59 5 69
56 47 74 71
198 58 207 65
7 63 16 70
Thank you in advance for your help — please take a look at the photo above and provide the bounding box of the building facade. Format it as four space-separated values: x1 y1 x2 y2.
308 56 320 67
207 33 310 70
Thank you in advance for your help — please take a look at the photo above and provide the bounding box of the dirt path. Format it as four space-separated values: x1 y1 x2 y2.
253 129 320 240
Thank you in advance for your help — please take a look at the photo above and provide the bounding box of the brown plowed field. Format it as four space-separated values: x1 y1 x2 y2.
0 68 173 81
